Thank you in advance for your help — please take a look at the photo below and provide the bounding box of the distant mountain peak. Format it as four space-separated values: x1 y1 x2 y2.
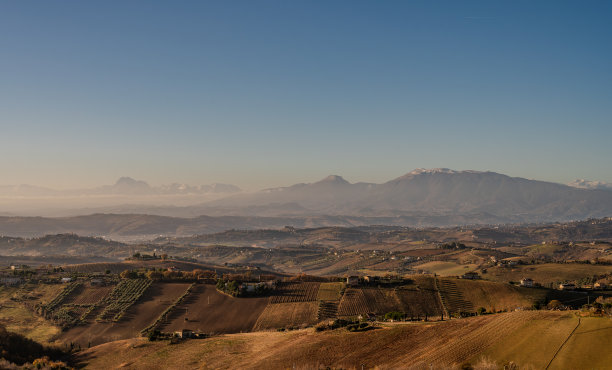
318 175 350 184
407 168 486 175
568 179 612 190
115 177 149 187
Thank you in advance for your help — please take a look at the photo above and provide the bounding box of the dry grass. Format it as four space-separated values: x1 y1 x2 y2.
74 311 590 370
0 284 63 343
448 278 535 312
484 263 612 285
414 261 478 276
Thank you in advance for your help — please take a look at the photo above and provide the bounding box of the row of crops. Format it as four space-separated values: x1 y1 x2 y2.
270 282 321 304
44 282 81 312
140 283 195 335
96 279 152 322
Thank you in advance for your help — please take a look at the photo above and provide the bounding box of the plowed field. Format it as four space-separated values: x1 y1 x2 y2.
159 284 269 334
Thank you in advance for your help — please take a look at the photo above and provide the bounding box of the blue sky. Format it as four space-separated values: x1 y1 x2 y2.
1 1 611 190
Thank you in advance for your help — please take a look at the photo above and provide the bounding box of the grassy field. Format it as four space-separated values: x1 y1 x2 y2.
0 284 63 343
478 313 612 369
414 261 478 276
73 311 611 369
549 316 612 369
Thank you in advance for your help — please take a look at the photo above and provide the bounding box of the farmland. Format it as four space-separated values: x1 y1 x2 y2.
59 282 191 346
317 282 343 301
0 284 63 343
96 279 152 322
253 302 318 331
270 282 320 303
73 311 611 369
484 263 612 286
158 284 269 334
414 260 478 276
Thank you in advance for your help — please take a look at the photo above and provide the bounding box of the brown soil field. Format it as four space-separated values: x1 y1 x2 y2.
303 255 363 275
270 282 320 303
403 249 447 257
62 262 128 274
442 278 534 312
62 260 229 274
158 284 269 334
63 285 114 305
395 286 444 318
59 282 191 346
361 287 402 313
75 311 574 369
253 302 318 331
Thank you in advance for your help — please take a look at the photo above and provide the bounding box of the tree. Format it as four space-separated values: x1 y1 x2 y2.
120 270 137 279
547 300 563 310
146 270 163 280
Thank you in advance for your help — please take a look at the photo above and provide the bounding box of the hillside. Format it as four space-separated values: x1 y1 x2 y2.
73 311 612 369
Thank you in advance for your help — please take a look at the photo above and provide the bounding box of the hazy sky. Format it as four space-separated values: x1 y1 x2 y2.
1 1 611 191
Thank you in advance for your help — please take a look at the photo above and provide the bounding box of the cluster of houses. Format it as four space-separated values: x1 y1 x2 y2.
518 277 608 291
173 329 207 339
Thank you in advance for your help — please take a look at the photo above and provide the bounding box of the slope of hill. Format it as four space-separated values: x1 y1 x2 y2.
73 311 612 369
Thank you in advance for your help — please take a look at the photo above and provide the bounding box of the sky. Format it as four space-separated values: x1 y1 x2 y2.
1 0 611 191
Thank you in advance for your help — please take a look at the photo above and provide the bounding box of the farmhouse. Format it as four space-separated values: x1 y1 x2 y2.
559 283 576 290
520 278 534 287
175 329 194 338
61 277 73 283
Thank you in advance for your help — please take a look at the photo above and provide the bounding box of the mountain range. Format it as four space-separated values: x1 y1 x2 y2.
1 169 611 226
196 169 612 222
0 177 241 197
567 179 612 190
